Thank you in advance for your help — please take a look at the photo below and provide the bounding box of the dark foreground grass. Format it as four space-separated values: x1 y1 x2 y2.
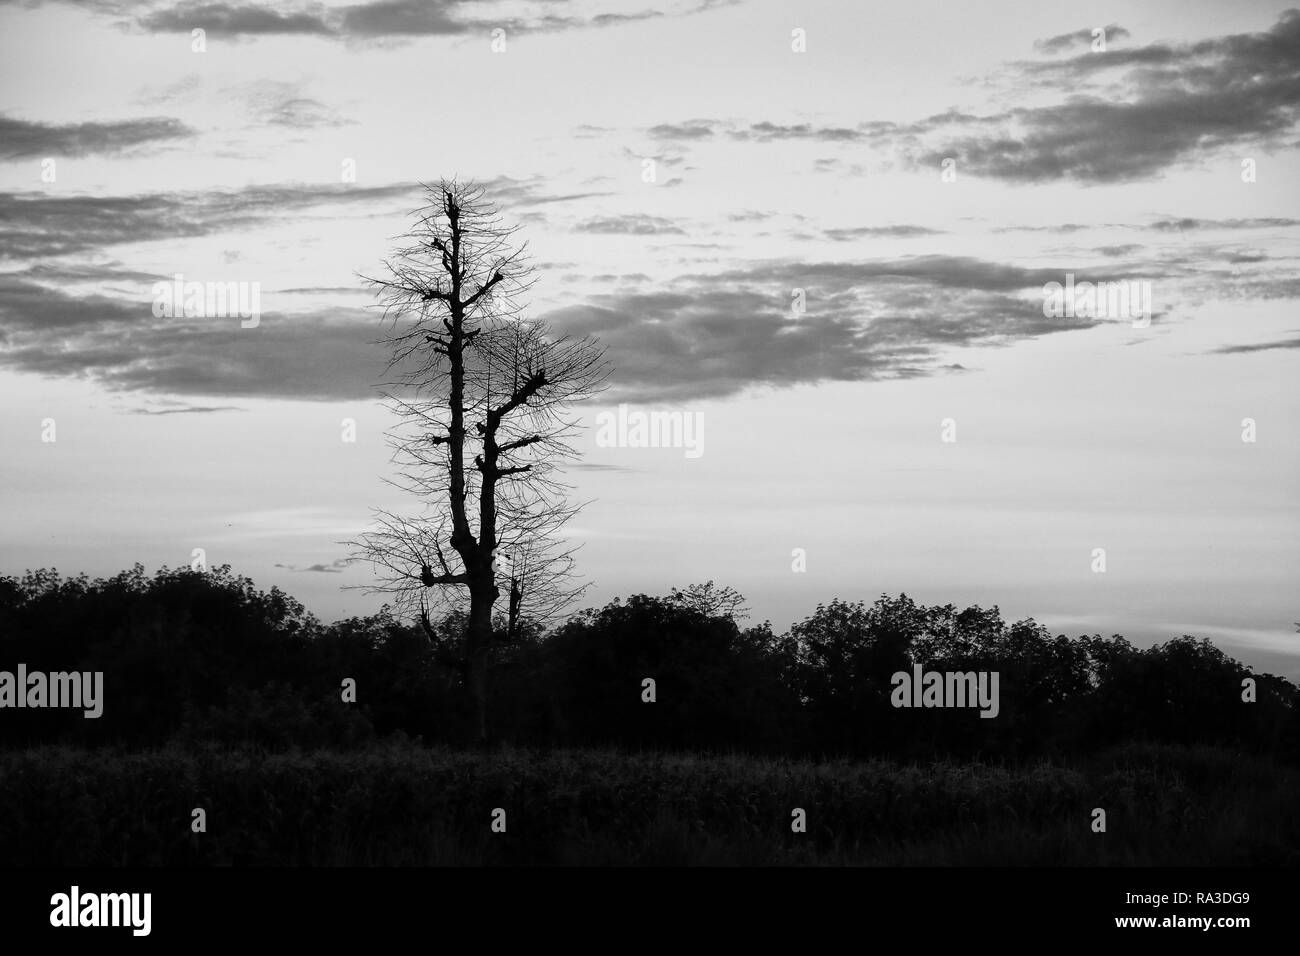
0 741 1295 865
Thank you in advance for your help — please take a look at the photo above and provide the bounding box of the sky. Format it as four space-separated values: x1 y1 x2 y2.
0 0 1297 677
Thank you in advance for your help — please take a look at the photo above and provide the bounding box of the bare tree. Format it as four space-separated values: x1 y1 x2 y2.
350 179 609 744
670 581 751 622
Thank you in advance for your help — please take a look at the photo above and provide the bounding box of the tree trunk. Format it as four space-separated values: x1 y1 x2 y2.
465 585 496 746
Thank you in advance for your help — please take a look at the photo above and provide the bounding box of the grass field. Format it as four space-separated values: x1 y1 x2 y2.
1 741 1295 865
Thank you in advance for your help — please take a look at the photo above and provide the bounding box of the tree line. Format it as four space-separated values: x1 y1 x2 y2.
1 564 1295 761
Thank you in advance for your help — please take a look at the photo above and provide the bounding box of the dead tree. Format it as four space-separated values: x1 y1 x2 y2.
351 179 608 744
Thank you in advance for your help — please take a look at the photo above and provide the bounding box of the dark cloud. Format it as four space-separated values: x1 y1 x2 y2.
336 0 468 37
128 404 243 414
1213 336 1300 354
108 0 732 38
140 2 333 34
589 273 652 284
0 252 1129 403
0 275 385 400
908 11 1300 182
274 285 373 295
6 240 1276 405
994 223 1095 234
0 177 590 260
648 121 719 140
541 257 1108 402
487 184 612 207
275 558 353 572
12 262 166 283
823 226 943 241
1034 24 1130 54
643 119 896 145
0 177 612 398
267 98 347 128
574 215 686 236
1147 217 1300 232
997 217 1300 235
0 114 194 160
640 14 1300 185
721 256 1085 292
0 183 416 258
1199 271 1300 301
730 121 870 143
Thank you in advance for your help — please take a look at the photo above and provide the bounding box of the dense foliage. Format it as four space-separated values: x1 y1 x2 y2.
0 566 1295 760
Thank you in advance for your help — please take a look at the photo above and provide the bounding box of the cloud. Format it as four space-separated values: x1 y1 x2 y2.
0 275 385 400
996 217 1300 235
642 118 900 146
904 11 1300 182
571 462 636 473
335 0 469 37
228 81 351 128
0 183 420 258
574 214 686 236
729 121 873 143
481 180 612 207
275 558 353 573
641 13 1300 185
0 176 629 401
648 120 719 140
0 114 194 160
128 404 244 414
134 74 204 107
1146 217 1300 232
0 252 1132 403
0 177 586 260
116 0 733 39
139 2 335 34
1033 24 1129 54
12 262 167 284
823 226 943 241
541 256 1108 402
1212 336 1300 354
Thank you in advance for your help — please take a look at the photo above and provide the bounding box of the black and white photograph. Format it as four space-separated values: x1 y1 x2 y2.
0 0 1295 940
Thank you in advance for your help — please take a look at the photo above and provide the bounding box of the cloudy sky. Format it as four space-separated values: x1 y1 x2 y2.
1 0 1297 676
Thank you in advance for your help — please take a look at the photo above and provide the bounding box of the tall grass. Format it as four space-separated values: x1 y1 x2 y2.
0 741 1294 865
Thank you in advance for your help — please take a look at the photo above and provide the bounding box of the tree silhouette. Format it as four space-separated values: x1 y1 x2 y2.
669 580 750 621
351 179 609 744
